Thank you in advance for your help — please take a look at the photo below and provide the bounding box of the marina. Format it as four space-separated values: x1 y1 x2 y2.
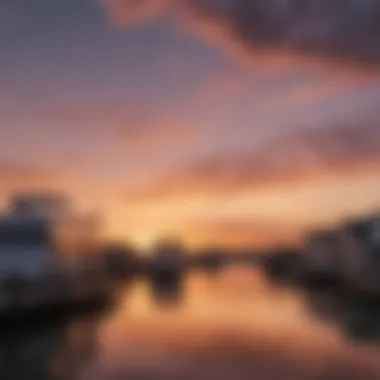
263 212 380 300
0 194 125 318
2 0 379 378
1 268 380 380
0 193 379 379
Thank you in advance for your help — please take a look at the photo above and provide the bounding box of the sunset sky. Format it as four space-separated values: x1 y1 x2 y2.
1 0 380 248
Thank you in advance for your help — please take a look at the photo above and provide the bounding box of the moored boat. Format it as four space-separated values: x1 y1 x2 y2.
0 193 113 317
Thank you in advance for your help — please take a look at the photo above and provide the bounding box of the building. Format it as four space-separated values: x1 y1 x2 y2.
303 229 342 283
339 215 380 292
299 212 380 294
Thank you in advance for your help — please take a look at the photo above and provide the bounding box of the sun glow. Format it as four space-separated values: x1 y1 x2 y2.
132 232 160 252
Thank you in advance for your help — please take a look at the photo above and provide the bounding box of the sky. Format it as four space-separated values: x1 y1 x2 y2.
1 0 380 248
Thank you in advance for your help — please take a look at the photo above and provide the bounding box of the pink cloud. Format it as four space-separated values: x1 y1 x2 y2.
0 162 65 195
119 120 197 150
100 0 168 26
124 120 380 202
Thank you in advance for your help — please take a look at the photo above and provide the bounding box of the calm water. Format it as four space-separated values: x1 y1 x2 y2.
2 266 380 380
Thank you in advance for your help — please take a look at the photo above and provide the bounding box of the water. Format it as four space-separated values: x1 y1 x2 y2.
2 266 380 380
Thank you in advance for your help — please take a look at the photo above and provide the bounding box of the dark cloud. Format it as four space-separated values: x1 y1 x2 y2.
101 0 380 65
184 0 380 65
257 122 380 172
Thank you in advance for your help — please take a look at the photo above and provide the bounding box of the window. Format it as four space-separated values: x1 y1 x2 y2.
0 224 49 246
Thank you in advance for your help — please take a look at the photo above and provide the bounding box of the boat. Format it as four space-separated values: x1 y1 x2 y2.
0 193 111 317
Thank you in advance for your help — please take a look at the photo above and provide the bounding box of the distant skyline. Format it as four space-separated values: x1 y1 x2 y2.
1 0 380 248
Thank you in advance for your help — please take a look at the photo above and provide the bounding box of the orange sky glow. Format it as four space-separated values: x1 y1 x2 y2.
1 0 380 249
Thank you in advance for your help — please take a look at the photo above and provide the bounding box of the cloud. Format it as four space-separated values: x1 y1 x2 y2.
118 109 198 150
0 162 63 193
124 120 380 202
100 0 168 26
100 0 380 66
182 217 301 248
183 0 380 66
120 121 197 152
11 99 198 148
258 72 373 112
0 163 55 182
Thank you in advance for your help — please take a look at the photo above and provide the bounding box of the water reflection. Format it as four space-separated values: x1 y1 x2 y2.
4 268 380 380
0 307 108 380
304 290 380 344
149 277 185 308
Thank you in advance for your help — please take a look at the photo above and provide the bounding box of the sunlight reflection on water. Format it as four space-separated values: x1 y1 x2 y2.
80 267 380 380
2 267 380 380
